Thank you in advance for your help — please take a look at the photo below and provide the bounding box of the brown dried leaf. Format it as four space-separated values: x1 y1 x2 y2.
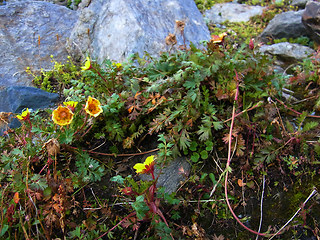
43 138 60 156
0 112 12 129
165 33 177 45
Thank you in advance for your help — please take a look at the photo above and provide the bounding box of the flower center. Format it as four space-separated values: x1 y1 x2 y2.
59 111 67 119
89 104 97 112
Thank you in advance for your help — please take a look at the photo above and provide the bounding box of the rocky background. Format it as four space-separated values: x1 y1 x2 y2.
0 0 318 122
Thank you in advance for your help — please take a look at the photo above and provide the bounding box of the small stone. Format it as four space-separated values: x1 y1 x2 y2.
259 10 307 43
204 3 265 24
0 86 59 129
258 42 314 62
139 155 190 194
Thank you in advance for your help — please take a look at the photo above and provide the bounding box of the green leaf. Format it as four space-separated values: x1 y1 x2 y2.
0 225 9 237
163 192 180 205
179 129 191 151
171 210 181 220
200 150 208 160
110 175 125 185
183 80 197 89
302 121 319 132
285 120 295 133
132 195 149 220
197 125 211 141
209 173 216 185
200 173 208 183
190 141 198 151
43 187 52 198
212 121 223 130
59 128 74 144
205 141 214 151
191 152 200 162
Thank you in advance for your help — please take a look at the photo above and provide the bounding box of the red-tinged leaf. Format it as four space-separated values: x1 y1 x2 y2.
132 223 139 231
129 109 139 120
121 218 132 228
213 234 225 240
222 133 232 144
13 192 19 204
215 88 229 100
186 118 193 127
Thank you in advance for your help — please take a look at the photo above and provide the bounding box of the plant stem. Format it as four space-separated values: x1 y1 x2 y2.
256 174 266 240
224 71 269 237
66 145 159 157
274 97 320 118
92 67 112 95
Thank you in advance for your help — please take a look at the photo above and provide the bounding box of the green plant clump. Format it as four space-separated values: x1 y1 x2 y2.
1 30 320 239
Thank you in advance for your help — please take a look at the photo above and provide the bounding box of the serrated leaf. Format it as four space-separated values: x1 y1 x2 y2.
197 125 211 141
179 129 191 151
285 120 295 133
132 196 149 220
183 80 197 89
213 121 223 130
110 175 125 185
302 121 319 132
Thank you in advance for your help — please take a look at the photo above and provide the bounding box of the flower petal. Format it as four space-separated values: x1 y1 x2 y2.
144 155 154 166
133 163 146 174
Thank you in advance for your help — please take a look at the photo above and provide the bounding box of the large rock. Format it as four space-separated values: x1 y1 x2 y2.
204 3 265 24
259 10 307 42
67 0 211 63
302 1 320 45
0 86 59 129
0 1 78 87
259 42 314 62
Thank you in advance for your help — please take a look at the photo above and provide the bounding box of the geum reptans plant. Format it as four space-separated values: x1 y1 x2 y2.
3 17 319 239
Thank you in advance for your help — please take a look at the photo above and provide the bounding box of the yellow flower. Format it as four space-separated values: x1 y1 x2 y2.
81 57 92 71
52 106 74 126
84 96 103 117
16 108 30 121
112 62 122 69
63 101 78 112
133 155 155 174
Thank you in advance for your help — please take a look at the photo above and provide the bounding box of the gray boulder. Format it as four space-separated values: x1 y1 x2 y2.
204 3 265 24
0 1 78 87
291 0 309 9
259 42 314 62
302 1 320 45
139 155 190 194
0 86 59 129
3 0 69 7
67 0 211 64
259 10 307 42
